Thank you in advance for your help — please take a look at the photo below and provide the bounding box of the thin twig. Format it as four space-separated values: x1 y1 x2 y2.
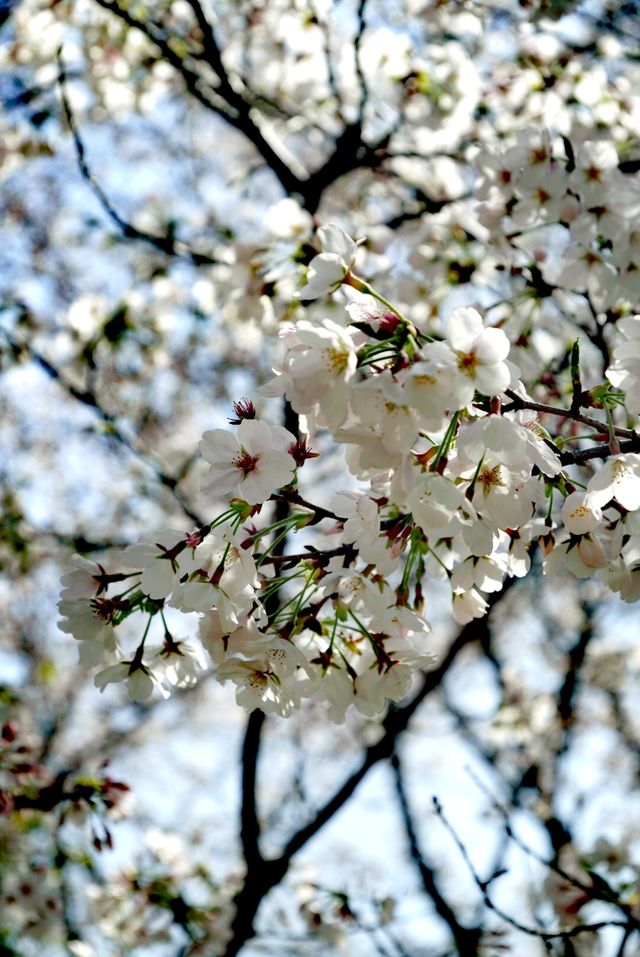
433 797 627 942
391 750 482 954
57 49 220 267
3 329 204 525
504 389 637 441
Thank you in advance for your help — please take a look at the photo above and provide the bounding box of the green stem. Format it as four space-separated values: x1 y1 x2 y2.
466 454 485 501
271 573 317 626
605 402 621 455
426 544 451 576
347 608 384 657
346 273 418 335
357 351 401 368
432 411 461 471
210 507 242 530
131 615 153 668
113 579 143 601
260 570 306 601
400 543 417 591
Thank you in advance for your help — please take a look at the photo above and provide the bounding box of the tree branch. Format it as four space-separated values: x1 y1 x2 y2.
92 0 305 196
239 710 266 872
433 797 628 943
391 750 482 955
503 390 637 440
58 49 221 267
3 330 204 525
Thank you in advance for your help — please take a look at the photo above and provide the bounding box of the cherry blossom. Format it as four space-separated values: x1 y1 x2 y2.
586 454 640 512
122 529 197 600
54 139 640 733
199 419 297 504
95 661 159 702
57 598 119 665
158 639 208 689
562 492 602 535
215 655 298 716
408 473 474 536
606 315 640 415
299 224 361 299
264 318 359 429
443 307 513 402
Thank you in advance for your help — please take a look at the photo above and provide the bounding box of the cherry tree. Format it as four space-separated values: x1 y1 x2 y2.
2 1 640 955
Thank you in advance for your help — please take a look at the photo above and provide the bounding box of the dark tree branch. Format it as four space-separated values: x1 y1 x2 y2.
184 0 243 106
91 0 305 196
239 710 266 873
459 712 640 931
314 0 346 123
353 0 369 127
220 594 509 956
556 605 594 740
3 330 204 525
607 689 640 784
559 439 640 465
223 400 301 955
615 925 637 957
382 185 469 229
57 50 220 267
278 600 508 867
503 389 638 442
433 797 628 943
391 750 482 956
88 0 402 217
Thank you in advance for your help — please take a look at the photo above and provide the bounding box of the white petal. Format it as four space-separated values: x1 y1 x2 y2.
200 429 239 463
318 223 357 261
447 307 483 353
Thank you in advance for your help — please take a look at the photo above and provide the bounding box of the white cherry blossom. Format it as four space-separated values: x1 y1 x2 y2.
122 529 197 600
401 343 461 428
544 534 607 579
158 639 208 689
198 611 266 665
200 419 296 504
451 554 507 594
407 472 474 536
57 598 119 664
585 454 640 512
606 549 640 602
468 461 537 530
452 586 488 624
444 307 512 401
332 491 380 550
353 662 414 717
94 661 161 702
606 315 640 415
299 224 361 298
570 141 620 201
349 374 421 454
562 492 602 535
286 319 359 429
263 319 359 430
215 653 300 716
457 413 562 477
59 555 110 600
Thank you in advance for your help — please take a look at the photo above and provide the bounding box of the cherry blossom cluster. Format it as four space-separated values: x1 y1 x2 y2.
0 720 131 944
58 134 640 719
473 129 640 313
83 829 237 953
